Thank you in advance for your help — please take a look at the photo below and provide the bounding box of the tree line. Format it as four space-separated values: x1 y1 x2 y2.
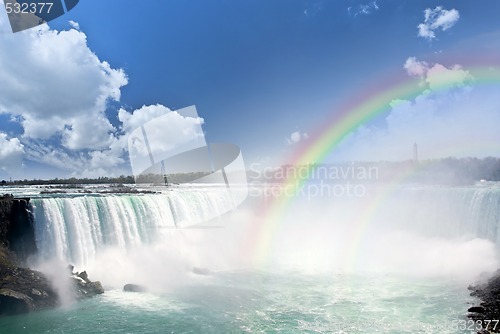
1 157 499 186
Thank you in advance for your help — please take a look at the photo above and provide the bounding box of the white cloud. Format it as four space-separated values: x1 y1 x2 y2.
418 6 460 40
69 21 80 30
334 60 500 161
0 133 24 176
19 104 193 177
286 131 309 145
0 5 208 179
118 104 205 153
0 9 131 178
404 57 429 78
9 102 205 178
23 140 128 178
0 21 128 149
120 105 206 176
404 57 471 90
426 63 471 92
119 104 173 133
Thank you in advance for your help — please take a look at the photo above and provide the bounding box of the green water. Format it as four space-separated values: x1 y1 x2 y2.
0 271 479 334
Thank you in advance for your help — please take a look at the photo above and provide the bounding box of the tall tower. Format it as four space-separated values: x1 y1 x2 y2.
413 142 418 162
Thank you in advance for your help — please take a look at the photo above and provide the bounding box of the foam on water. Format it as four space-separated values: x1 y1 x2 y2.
0 270 479 334
2 183 498 332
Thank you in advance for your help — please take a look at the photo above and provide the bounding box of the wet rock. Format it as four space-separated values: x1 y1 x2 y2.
468 306 485 313
192 267 211 276
89 281 104 294
78 271 91 284
123 284 147 293
71 273 104 299
0 289 34 315
0 256 59 315
30 288 42 297
1 196 104 316
468 270 500 333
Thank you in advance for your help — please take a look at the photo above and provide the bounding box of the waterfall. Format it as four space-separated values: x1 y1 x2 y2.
31 186 235 266
29 183 500 269
372 184 500 242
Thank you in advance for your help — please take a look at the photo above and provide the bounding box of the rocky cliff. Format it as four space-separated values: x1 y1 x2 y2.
0 194 103 316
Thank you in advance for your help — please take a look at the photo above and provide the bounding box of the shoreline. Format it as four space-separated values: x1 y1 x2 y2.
1 191 500 331
468 271 500 334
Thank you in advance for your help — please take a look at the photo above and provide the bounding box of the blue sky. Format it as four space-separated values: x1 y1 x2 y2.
0 0 499 179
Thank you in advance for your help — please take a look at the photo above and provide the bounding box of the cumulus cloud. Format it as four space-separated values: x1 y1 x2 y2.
0 7 209 179
404 57 472 91
418 6 460 40
334 59 500 161
0 133 24 176
20 104 203 178
23 140 128 178
0 9 133 177
404 57 429 78
0 19 128 149
286 131 309 145
118 105 205 153
119 105 206 176
119 104 173 133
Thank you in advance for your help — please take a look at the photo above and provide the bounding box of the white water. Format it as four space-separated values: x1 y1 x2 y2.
27 182 500 283
3 182 499 333
31 185 236 267
373 184 500 242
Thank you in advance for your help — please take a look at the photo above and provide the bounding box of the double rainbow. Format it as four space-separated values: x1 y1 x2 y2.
249 64 500 269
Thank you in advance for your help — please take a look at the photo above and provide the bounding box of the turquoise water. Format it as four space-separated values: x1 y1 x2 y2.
0 270 478 334
3 184 498 333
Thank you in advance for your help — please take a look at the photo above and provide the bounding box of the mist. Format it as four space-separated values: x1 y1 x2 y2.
253 190 498 283
30 182 499 296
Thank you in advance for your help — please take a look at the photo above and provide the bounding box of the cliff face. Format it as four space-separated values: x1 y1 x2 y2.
0 195 37 263
0 196 12 249
0 195 58 315
0 194 104 316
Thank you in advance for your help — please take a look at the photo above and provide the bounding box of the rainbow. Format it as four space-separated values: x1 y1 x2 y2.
248 64 500 269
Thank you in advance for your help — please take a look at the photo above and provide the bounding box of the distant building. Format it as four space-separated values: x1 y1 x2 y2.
413 143 418 162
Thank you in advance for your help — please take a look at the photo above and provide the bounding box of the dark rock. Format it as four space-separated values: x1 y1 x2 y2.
192 267 211 276
89 281 104 294
71 274 104 299
468 306 485 313
0 196 59 316
468 270 500 332
30 288 42 297
123 284 147 293
0 195 37 264
78 271 91 284
0 195 103 316
0 289 34 315
0 197 37 263
0 264 58 314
